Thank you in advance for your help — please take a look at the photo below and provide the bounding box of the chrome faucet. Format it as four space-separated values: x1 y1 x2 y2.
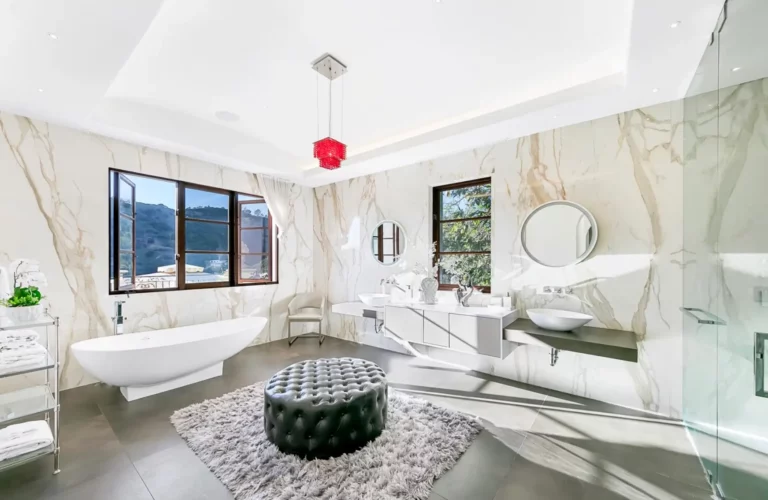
382 277 412 299
113 299 128 335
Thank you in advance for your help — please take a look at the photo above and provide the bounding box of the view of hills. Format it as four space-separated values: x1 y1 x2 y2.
115 202 268 276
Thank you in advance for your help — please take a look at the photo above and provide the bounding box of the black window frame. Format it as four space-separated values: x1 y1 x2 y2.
109 169 279 295
432 177 492 293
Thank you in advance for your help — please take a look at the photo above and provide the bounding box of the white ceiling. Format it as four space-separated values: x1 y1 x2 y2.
0 0 727 187
686 0 768 98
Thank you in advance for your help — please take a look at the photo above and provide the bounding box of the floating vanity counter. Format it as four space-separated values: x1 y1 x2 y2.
504 318 639 362
331 301 384 319
333 301 518 359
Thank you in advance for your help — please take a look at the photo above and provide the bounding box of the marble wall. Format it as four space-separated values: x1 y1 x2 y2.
0 112 314 391
314 100 684 417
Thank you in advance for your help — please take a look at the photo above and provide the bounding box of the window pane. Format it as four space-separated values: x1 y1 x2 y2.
185 188 229 221
438 254 491 287
439 183 491 220
185 221 229 251
119 178 133 215
118 253 134 290
119 216 133 250
383 239 394 254
440 219 491 252
185 254 229 283
240 255 270 281
240 228 269 254
240 202 269 228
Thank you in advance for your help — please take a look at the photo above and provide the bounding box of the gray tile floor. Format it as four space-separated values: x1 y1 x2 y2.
0 337 713 499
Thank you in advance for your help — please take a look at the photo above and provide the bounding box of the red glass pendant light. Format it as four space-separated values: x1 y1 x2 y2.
313 137 346 170
312 54 348 170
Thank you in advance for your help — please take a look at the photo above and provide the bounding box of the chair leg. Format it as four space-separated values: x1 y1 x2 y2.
318 320 325 345
288 322 297 346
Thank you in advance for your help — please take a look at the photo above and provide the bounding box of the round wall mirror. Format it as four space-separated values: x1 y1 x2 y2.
371 220 407 266
521 201 598 267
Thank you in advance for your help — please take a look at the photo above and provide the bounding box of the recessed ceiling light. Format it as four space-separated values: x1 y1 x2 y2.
37 88 44 93
215 110 240 122
670 21 681 28
731 67 741 72
652 88 659 93
47 32 58 40
553 114 558 118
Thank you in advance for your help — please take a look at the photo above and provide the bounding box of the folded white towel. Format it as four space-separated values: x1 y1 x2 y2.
0 421 53 462
0 330 39 345
0 342 46 362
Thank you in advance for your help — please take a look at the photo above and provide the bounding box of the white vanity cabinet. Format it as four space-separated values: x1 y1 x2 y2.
448 314 504 357
423 311 450 347
384 306 424 344
381 303 518 359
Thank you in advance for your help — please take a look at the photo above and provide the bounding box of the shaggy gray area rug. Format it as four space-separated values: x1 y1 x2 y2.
171 381 482 500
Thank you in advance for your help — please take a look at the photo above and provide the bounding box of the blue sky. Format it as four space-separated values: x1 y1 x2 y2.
124 174 176 208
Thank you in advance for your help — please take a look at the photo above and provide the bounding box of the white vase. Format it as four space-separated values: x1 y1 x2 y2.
7 305 43 324
421 277 438 305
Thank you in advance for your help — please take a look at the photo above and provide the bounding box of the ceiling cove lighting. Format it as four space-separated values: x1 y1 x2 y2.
312 53 348 170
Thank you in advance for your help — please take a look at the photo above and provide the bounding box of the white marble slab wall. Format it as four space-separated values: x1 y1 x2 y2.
0 113 313 390
314 100 684 417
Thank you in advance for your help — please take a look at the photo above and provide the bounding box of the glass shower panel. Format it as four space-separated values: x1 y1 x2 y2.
714 0 768 496
682 7 722 486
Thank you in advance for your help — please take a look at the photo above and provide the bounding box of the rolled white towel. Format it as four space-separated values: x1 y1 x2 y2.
0 421 53 462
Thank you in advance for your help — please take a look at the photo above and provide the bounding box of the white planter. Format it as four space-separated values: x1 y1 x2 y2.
6 305 44 324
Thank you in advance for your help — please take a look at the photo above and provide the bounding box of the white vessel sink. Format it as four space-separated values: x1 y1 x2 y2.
527 308 592 332
359 293 390 307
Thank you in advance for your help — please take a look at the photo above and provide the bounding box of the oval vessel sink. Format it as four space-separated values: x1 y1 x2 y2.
527 308 592 332
359 293 390 307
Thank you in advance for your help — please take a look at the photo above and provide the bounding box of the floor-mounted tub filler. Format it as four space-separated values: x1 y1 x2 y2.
71 317 267 401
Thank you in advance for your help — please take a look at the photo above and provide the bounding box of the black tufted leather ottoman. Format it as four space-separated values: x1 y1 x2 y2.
263 358 388 459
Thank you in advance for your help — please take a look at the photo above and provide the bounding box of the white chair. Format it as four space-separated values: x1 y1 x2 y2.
287 292 326 346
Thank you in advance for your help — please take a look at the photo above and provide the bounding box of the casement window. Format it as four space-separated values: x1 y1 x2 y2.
432 178 492 292
109 169 278 294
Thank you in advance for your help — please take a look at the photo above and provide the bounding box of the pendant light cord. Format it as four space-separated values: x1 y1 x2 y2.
328 71 332 137
341 73 344 140
316 72 320 140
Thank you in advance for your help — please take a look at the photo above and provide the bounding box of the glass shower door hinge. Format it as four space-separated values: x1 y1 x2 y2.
756 332 768 398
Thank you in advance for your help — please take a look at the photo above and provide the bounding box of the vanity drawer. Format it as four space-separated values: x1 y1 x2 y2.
423 311 450 347
449 314 501 357
385 306 424 344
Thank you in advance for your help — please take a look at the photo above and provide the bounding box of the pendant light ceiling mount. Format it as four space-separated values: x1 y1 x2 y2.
311 53 347 81
312 53 348 170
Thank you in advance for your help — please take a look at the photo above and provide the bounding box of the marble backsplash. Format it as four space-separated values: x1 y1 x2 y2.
0 113 314 390
314 100 685 417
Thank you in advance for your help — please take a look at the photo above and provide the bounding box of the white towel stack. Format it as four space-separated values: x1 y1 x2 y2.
0 421 53 462
0 330 47 375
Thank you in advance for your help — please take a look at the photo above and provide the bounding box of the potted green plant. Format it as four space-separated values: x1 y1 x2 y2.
0 259 47 323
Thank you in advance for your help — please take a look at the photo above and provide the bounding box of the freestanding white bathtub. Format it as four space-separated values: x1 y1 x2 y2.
71 316 267 401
